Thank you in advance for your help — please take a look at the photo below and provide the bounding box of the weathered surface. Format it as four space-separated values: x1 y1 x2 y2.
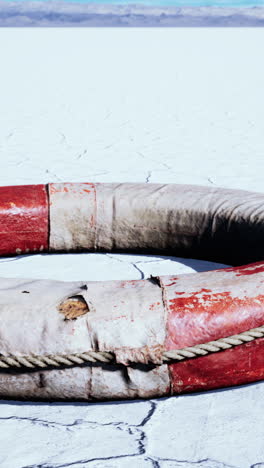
0 253 263 466
0 275 168 400
0 184 48 256
3 181 264 266
0 260 264 399
162 262 264 393
49 182 97 252
50 182 264 265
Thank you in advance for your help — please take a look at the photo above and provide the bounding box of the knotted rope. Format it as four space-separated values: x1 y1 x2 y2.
0 324 263 370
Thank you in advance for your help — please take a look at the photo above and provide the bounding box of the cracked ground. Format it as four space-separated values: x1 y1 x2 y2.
0 28 264 468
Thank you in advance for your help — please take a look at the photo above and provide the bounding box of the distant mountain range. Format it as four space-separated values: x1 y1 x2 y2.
0 1 264 26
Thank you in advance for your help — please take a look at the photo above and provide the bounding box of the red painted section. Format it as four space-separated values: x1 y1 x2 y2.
216 260 264 277
0 185 49 256
163 262 264 394
233 262 264 276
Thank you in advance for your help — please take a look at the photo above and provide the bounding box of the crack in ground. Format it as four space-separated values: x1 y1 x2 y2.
207 177 215 185
3 401 158 467
146 458 160 468
146 171 152 183
104 111 112 121
45 169 62 182
150 457 239 468
22 454 144 467
14 157 30 167
105 254 145 279
22 455 243 468
0 400 157 430
76 149 87 160
59 133 66 144
0 415 127 429
58 132 72 150
105 253 168 281
140 401 157 426
137 151 173 172
132 263 145 279
106 253 167 265
21 427 146 468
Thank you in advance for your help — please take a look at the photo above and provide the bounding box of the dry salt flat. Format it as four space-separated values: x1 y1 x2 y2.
0 28 264 467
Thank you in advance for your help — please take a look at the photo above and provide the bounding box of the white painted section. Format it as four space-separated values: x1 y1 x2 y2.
0 276 168 400
0 28 263 467
49 182 97 251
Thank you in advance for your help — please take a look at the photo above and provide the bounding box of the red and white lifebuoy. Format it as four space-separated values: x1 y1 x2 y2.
0 182 263 401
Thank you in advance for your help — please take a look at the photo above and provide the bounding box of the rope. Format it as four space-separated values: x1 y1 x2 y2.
0 324 263 370
162 324 264 362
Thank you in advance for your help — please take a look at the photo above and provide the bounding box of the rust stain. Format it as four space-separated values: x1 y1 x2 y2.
149 302 161 310
49 184 58 195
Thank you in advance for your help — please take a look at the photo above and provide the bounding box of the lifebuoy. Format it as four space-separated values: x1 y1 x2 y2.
0 182 263 401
